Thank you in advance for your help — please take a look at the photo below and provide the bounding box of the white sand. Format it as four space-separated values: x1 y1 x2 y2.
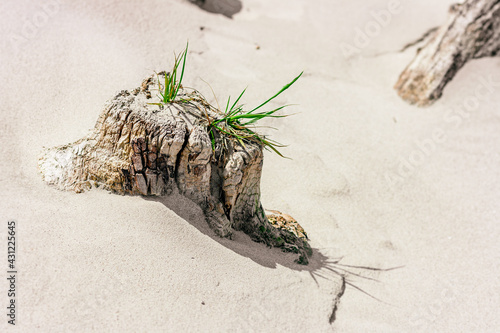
1 0 500 331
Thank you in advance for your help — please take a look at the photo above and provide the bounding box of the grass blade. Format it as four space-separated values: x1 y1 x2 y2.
248 71 303 114
225 96 231 113
173 43 188 99
228 88 247 116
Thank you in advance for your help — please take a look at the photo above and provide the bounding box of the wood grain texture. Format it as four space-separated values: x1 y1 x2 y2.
395 0 500 106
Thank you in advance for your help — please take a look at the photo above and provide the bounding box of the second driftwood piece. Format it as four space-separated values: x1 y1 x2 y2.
395 0 500 106
38 73 312 264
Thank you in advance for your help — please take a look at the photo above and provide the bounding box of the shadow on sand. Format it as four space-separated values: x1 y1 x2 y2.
145 193 337 276
187 0 242 18
143 192 401 320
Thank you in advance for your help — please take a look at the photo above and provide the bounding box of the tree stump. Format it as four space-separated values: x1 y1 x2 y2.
39 73 312 264
395 0 500 106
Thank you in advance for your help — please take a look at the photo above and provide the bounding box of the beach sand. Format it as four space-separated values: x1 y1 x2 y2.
1 0 499 331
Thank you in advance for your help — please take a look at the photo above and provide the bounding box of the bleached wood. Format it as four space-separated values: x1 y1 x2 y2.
395 0 500 106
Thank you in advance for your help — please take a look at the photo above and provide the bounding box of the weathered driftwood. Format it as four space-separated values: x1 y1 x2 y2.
39 74 312 264
395 0 500 106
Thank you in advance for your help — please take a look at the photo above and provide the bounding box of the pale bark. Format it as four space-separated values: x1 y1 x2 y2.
39 74 312 264
395 0 500 106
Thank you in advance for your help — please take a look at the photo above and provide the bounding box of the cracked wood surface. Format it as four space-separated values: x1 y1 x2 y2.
38 74 311 264
395 0 500 106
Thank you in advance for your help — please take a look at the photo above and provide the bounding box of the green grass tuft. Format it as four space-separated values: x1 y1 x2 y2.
207 71 303 158
157 43 188 104
154 44 302 158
